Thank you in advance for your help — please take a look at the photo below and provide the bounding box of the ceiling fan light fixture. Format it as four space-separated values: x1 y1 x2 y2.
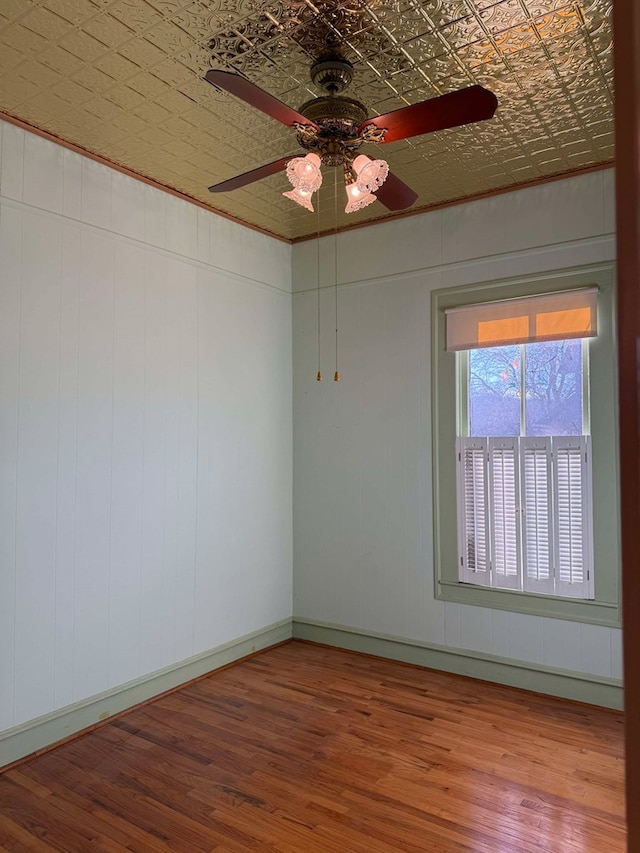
344 181 376 214
205 68 499 221
283 186 315 212
353 153 389 194
286 152 323 192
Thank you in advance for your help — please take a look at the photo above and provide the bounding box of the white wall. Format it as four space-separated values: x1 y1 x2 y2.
292 170 622 684
0 120 293 733
0 116 621 740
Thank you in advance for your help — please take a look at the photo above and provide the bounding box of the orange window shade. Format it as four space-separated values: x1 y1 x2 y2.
477 315 529 346
445 287 598 351
535 306 594 339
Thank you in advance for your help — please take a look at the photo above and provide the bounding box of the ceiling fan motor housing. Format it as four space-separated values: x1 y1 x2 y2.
310 56 354 94
297 95 369 165
298 95 368 128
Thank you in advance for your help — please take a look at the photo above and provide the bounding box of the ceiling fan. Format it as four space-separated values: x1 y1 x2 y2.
204 54 498 214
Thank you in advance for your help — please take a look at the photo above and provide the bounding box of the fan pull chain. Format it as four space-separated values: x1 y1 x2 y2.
316 188 322 382
333 167 340 382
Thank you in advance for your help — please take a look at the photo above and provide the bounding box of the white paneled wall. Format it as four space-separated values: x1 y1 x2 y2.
0 120 292 732
292 169 623 683
0 117 621 736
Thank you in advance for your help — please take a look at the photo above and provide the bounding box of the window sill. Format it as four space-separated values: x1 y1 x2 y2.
436 579 620 627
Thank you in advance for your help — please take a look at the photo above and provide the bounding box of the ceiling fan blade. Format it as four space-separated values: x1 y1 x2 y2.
360 85 498 144
209 156 296 193
205 70 318 129
376 172 419 211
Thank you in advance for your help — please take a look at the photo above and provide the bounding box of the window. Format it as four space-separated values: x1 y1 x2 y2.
456 338 593 599
431 268 620 627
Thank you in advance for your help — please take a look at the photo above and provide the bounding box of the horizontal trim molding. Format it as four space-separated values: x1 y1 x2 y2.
0 196 292 296
0 111 613 245
0 111 289 244
0 618 292 770
292 619 623 711
437 580 620 627
2 616 622 770
291 162 615 243
292 236 616 294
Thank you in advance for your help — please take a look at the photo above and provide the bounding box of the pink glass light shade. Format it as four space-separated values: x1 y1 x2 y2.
344 181 376 214
286 153 323 192
352 154 389 194
283 186 315 212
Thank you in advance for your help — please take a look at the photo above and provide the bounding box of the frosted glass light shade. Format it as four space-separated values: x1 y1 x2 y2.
283 187 315 212
286 153 323 192
353 153 389 194
344 181 376 214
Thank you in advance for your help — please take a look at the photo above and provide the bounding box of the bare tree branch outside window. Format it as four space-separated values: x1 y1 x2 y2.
470 340 583 437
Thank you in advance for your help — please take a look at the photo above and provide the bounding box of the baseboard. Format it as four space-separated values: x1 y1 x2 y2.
292 619 623 710
2 616 621 770
0 618 292 770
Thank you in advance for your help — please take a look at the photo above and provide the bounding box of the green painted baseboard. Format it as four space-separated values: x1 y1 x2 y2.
0 618 292 769
2 616 621 771
292 619 623 710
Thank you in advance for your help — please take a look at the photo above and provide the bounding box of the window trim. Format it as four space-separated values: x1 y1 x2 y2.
432 265 621 627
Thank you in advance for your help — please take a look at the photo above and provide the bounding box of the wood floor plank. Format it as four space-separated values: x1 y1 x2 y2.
0 641 625 852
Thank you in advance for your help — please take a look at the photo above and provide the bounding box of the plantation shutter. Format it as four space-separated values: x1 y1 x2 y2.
552 436 593 599
521 438 555 595
488 438 520 589
456 438 490 585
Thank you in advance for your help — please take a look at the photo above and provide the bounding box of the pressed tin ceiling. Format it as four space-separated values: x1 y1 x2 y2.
0 0 613 241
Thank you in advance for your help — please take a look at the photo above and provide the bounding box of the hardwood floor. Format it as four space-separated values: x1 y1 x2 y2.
0 641 625 852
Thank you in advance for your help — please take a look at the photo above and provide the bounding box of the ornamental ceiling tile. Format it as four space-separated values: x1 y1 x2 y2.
0 0 613 240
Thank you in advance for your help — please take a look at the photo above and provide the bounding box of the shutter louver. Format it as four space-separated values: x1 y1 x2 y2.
456 438 490 585
521 439 554 595
456 436 594 597
553 437 593 598
488 439 520 589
